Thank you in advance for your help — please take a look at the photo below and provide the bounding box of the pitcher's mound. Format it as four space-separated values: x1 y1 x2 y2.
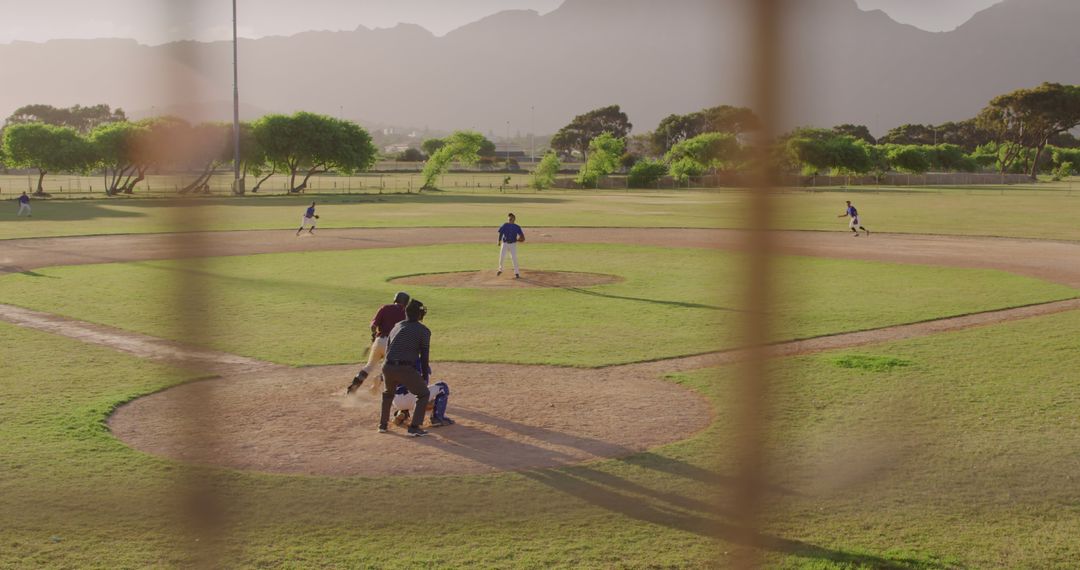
107 363 710 477
391 270 622 289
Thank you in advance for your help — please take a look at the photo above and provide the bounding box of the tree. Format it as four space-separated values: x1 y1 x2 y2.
576 132 624 188
977 82 1080 178
832 124 875 144
628 159 668 188
884 145 930 174
780 128 873 175
652 105 758 153
2 123 95 194
89 120 146 195
6 103 126 133
878 124 936 146
666 132 740 173
935 119 991 152
398 147 424 162
421 130 487 189
421 138 446 157
551 105 632 160
254 112 377 192
532 151 561 190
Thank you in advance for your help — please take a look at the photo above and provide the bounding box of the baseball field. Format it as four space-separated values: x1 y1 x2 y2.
2 186 1079 568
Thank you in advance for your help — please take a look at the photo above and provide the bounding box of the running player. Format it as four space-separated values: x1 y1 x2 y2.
296 201 318 235
838 200 869 237
16 192 31 217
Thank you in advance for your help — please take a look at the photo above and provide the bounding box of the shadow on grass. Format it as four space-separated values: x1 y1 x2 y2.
522 469 947 569
514 273 743 308
441 407 942 568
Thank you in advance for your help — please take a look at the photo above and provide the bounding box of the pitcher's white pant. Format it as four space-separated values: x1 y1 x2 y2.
17 203 31 216
499 242 519 274
360 336 389 378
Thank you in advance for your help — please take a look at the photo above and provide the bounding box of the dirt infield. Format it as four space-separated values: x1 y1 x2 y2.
1 228 1077 477
391 270 623 289
107 363 711 477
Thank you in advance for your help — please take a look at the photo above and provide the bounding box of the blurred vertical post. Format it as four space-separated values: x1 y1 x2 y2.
150 3 229 567
232 0 243 195
732 0 783 567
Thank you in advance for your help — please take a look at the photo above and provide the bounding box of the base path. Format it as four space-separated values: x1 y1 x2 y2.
1 228 1077 476
3 227 1080 287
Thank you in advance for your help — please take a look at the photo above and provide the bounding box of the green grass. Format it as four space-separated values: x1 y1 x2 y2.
3 185 1080 241
4 301 1079 568
0 244 1074 367
828 354 914 372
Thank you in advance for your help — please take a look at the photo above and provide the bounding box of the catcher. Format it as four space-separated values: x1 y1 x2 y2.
297 201 319 235
391 378 454 428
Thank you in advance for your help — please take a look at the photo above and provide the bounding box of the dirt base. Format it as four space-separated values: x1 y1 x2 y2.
391 270 623 289
107 363 711 477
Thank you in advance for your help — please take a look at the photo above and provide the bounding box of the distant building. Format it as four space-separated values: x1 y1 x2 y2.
383 143 413 154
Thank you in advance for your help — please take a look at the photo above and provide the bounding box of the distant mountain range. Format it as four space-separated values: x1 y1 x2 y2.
0 0 1077 137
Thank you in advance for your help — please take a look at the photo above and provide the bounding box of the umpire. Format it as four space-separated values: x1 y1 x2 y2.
379 299 433 437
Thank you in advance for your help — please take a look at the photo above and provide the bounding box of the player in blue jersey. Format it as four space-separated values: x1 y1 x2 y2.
296 201 318 235
838 200 869 237
496 212 525 278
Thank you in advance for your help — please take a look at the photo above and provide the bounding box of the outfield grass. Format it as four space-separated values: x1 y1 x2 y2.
0 244 1074 367
4 299 1078 568
3 187 1080 241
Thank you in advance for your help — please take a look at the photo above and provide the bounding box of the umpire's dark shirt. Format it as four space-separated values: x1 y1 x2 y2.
386 320 431 376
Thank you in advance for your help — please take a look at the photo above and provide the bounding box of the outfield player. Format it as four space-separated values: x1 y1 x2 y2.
16 192 31 217
496 212 525 278
838 200 869 237
346 291 409 394
296 201 318 235
378 299 433 436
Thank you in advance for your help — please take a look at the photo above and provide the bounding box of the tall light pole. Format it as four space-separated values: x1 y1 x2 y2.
506 120 511 172
530 105 535 165
232 0 242 194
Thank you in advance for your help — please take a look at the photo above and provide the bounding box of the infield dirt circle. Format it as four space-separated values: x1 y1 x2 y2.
107 363 712 477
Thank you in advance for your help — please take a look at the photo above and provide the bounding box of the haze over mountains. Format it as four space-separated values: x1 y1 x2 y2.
0 0 1076 137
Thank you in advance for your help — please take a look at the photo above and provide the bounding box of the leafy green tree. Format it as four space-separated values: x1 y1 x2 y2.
6 104 126 133
923 144 972 172
421 130 487 189
576 132 624 188
666 132 740 173
254 112 377 192
935 119 991 152
398 148 424 162
669 157 706 183
977 82 1080 177
832 124 875 144
421 138 446 157
781 128 866 175
89 120 146 195
884 145 930 174
652 105 758 153
878 124 936 146
2 123 95 194
627 159 668 187
532 151 561 190
552 105 631 160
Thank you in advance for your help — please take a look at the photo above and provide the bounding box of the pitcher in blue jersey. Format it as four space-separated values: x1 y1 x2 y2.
496 212 525 278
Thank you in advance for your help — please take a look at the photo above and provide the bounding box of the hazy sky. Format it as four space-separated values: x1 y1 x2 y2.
0 0 1006 45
